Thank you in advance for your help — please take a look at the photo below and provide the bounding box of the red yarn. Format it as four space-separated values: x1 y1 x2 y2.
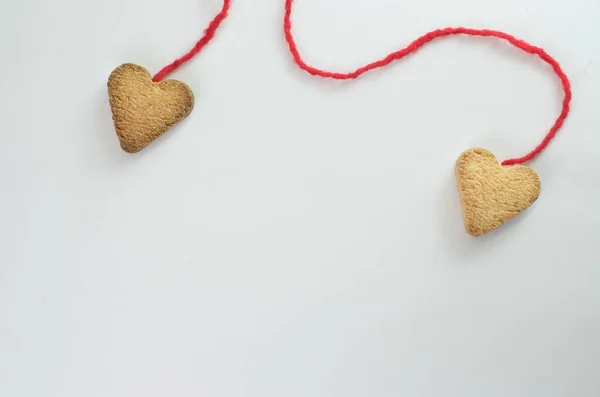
153 0 231 82
283 0 572 166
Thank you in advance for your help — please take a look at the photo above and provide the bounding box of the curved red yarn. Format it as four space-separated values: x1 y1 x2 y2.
152 0 231 82
283 0 572 166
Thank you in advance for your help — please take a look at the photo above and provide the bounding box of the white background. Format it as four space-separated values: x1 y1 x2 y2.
1 0 599 396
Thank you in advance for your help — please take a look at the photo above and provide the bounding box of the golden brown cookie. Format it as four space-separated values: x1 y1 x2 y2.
107 63 194 153
456 148 541 236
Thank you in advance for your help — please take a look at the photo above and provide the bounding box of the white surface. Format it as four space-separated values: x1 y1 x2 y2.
1 0 599 396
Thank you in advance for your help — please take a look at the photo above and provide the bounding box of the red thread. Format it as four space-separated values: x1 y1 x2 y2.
153 0 231 82
283 0 572 166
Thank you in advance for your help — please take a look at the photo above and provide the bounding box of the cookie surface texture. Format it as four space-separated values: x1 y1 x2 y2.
107 63 194 153
455 148 541 236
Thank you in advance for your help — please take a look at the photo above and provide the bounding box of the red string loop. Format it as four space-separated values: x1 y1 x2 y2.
153 0 231 82
283 0 572 166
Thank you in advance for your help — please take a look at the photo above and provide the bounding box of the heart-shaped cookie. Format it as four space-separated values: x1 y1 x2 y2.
456 148 541 236
107 63 194 153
